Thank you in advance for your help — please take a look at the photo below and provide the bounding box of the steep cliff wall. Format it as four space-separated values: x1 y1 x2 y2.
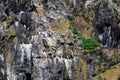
0 0 120 80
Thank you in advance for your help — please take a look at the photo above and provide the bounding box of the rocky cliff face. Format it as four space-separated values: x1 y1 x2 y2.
0 0 120 80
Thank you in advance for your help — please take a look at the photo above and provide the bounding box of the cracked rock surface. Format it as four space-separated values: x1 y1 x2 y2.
0 0 120 80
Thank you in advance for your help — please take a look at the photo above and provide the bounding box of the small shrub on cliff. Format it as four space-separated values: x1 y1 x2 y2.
76 34 101 49
71 26 101 54
77 34 101 53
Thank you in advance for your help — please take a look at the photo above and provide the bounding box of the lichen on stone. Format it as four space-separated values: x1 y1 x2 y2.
8 26 16 36
13 37 18 44
84 10 95 22
36 2 44 15
51 18 71 36
95 64 120 80
74 57 87 80
5 15 14 26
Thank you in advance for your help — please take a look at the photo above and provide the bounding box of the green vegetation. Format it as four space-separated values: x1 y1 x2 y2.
112 0 118 3
74 6 83 16
77 35 100 49
62 52 67 58
109 60 115 66
97 58 102 65
71 27 101 54
102 78 107 80
0 34 2 40
71 27 77 34
93 0 98 3
76 34 101 53
79 9 83 13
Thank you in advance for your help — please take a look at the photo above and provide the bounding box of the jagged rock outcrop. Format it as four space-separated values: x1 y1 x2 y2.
0 0 120 80
84 0 120 48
